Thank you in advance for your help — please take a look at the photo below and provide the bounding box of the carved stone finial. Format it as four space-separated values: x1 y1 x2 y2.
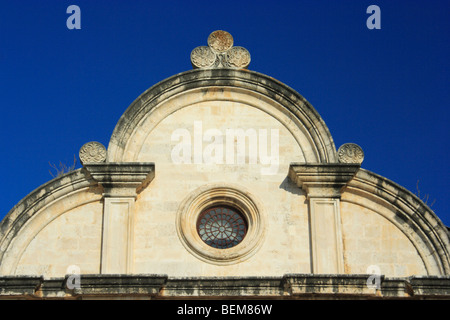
190 46 216 69
79 141 107 165
191 30 251 69
207 30 234 53
337 143 364 164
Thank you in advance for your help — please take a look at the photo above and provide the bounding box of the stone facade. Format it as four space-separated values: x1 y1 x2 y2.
0 31 449 299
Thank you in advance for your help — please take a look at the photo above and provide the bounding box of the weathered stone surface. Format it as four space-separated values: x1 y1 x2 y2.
71 274 167 296
286 274 383 297
207 30 234 53
0 274 449 299
190 46 216 69
83 162 155 197
0 276 42 297
344 169 450 275
191 31 251 69
162 276 284 297
289 163 360 198
79 141 107 165
337 143 364 164
107 68 337 164
409 276 450 297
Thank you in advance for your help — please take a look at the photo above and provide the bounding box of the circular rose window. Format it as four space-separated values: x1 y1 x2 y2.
176 185 265 265
197 206 247 249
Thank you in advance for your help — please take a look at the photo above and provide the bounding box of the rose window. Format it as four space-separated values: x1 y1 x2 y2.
196 206 247 249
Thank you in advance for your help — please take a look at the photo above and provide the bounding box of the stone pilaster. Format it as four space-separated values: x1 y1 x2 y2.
84 163 155 274
289 163 360 274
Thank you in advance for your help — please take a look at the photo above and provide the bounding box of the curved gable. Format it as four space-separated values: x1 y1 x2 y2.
0 170 103 275
107 69 337 164
342 169 450 275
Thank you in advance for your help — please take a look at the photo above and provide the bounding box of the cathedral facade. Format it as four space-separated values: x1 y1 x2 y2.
0 31 449 299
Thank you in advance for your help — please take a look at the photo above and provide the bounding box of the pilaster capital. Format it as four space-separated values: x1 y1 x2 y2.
83 163 155 198
288 163 360 198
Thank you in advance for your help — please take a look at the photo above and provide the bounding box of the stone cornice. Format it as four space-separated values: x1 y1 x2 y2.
1 274 449 299
289 163 360 198
83 163 155 197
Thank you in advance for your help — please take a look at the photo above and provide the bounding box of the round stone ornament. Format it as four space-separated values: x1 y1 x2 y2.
207 30 234 53
338 143 364 164
79 141 107 164
226 46 251 69
190 46 217 69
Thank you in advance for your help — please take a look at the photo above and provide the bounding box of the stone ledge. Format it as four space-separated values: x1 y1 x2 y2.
289 163 360 198
0 274 449 299
0 275 43 297
408 275 450 297
83 163 155 197
285 274 381 297
162 277 284 297
66 274 168 297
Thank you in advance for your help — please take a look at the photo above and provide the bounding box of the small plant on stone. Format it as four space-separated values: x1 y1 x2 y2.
49 154 77 178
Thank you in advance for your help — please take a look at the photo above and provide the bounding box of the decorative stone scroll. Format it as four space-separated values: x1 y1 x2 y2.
191 30 251 69
79 141 107 165
337 143 364 164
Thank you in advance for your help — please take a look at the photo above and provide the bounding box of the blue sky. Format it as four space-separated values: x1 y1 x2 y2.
1 0 449 226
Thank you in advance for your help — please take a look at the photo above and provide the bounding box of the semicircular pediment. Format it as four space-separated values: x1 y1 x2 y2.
107 69 337 165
